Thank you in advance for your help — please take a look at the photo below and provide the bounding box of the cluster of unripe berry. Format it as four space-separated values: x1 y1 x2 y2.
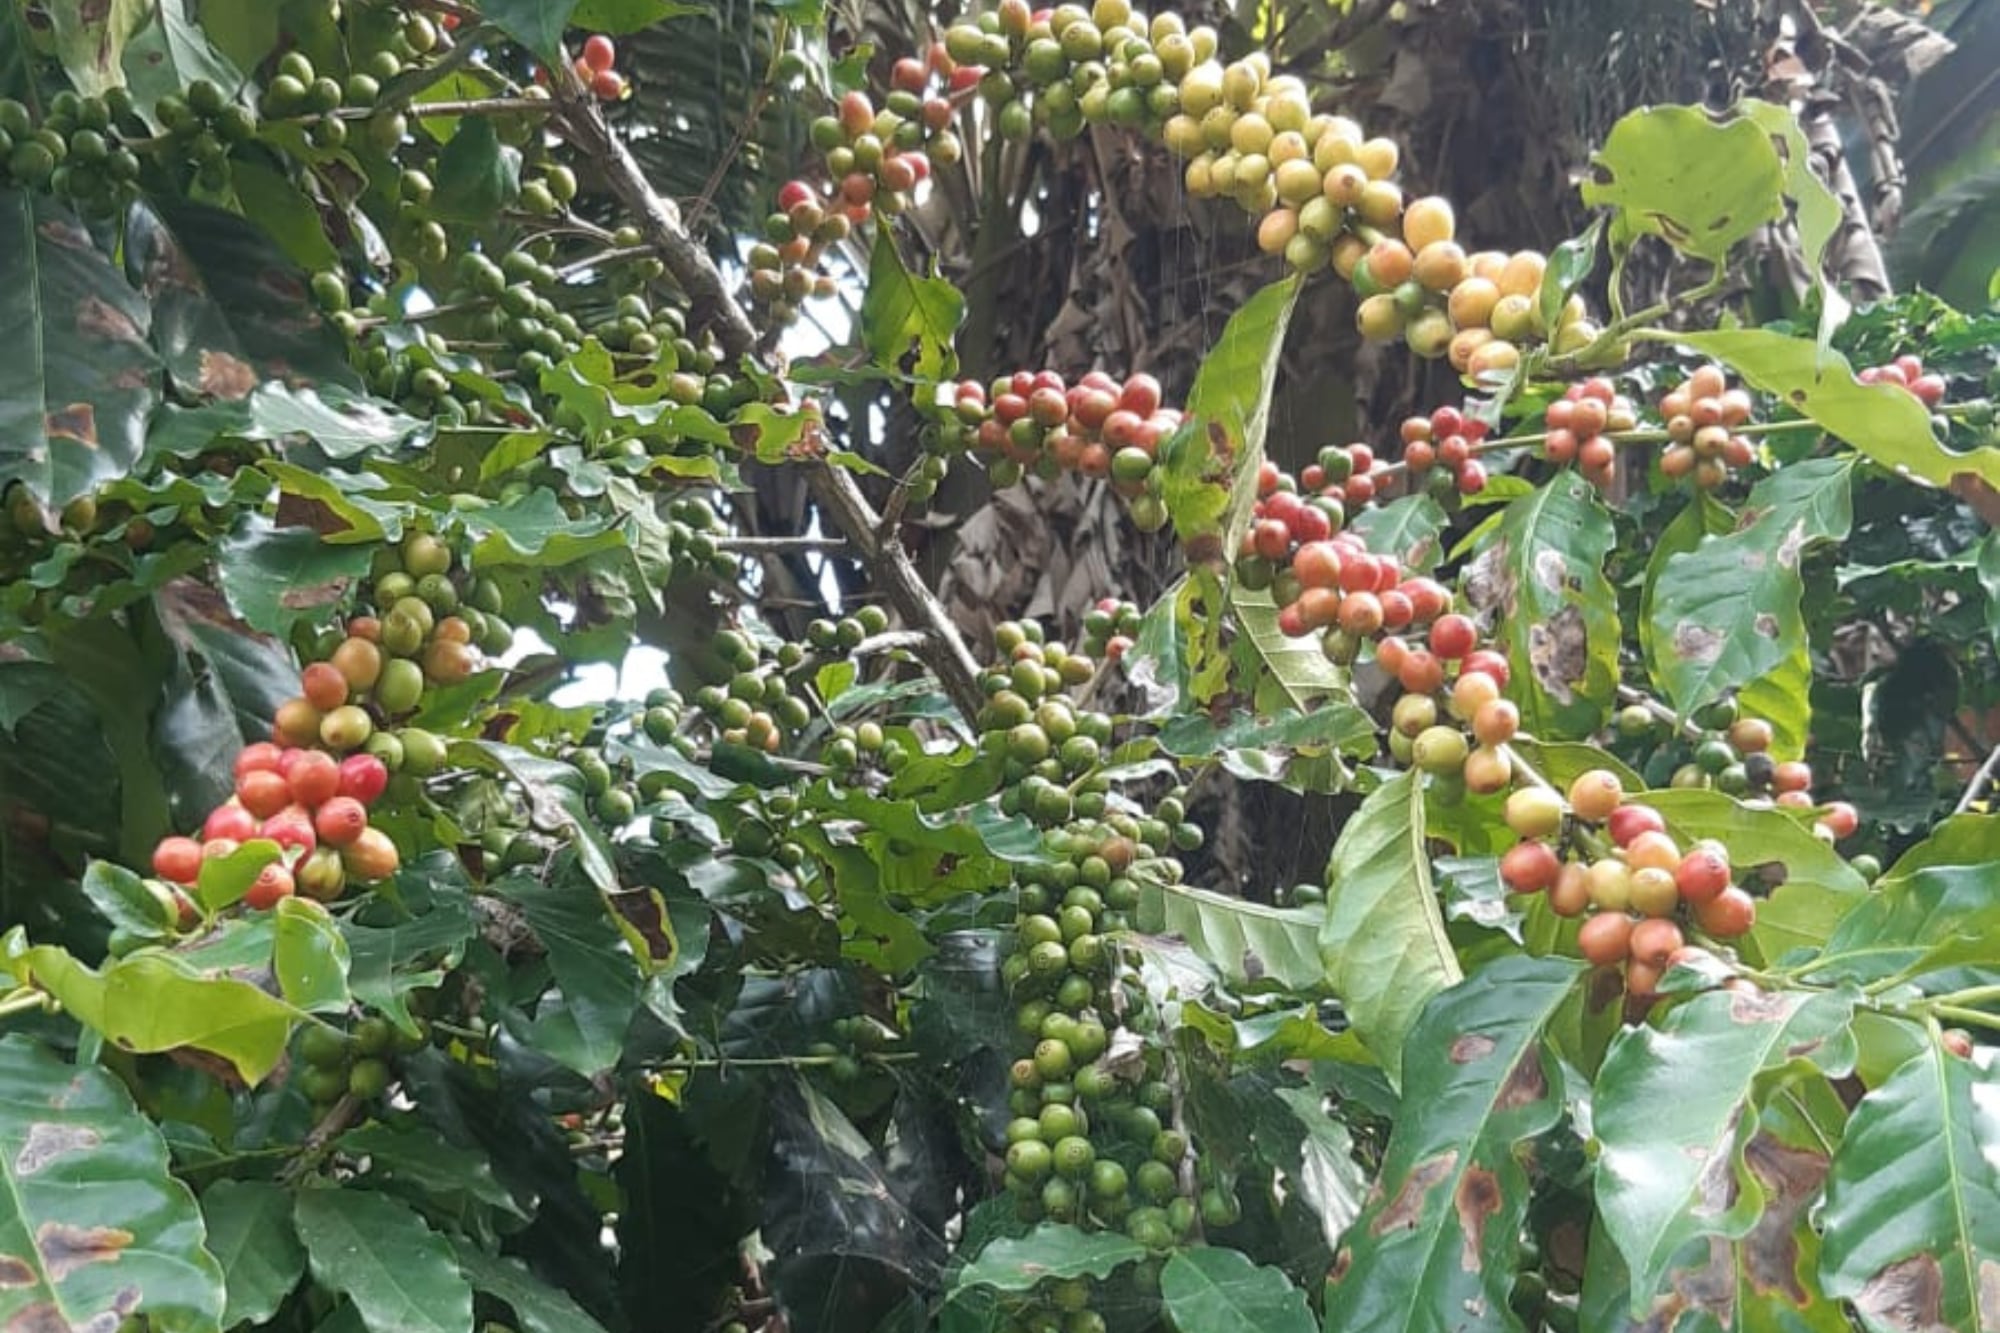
941 371 1178 530
943 0 1199 143
294 1014 426 1112
0 92 147 216
806 72 962 221
689 626 817 755
1497 769 1754 997
979 620 1116 827
1540 377 1642 490
1611 699 1858 846
1079 598 1142 663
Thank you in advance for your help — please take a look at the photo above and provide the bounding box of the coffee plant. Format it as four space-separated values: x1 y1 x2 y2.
0 3 1996 1333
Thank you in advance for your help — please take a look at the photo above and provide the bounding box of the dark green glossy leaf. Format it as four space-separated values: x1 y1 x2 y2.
339 881 477 1036
481 0 578 60
1319 770 1460 1087
1595 987 1859 1307
861 226 961 383
1231 585 1348 711
1819 1042 2000 1333
450 1238 612 1333
1538 215 1603 334
1322 956 1580 1333
1805 819 2000 988
217 518 376 637
1160 1246 1313 1333
202 1179 306 1329
0 1034 226 1333
1645 458 1853 749
1155 703 1374 792
492 871 641 1076
341 1123 526 1222
293 1187 474 1333
1136 881 1325 993
431 116 523 223
1469 470 1620 737
121 0 245 128
0 190 161 509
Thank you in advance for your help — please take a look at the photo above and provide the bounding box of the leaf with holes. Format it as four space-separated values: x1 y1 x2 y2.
1467 471 1620 753
1677 328 2000 493
1136 881 1325 993
1159 275 1301 547
861 226 962 383
1738 100 1850 350
1320 770 1462 1087
1582 105 1788 262
1818 1042 2000 1333
1159 1247 1314 1333
0 1033 226 1333
1595 987 1859 1309
1323 956 1580 1333
1645 458 1853 731
293 1187 474 1333
0 190 161 510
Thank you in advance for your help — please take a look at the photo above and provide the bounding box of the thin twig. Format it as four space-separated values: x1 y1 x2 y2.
713 533 852 554
1954 741 2000 815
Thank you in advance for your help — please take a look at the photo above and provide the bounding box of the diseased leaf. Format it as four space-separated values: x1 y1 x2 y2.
1466 471 1620 738
217 517 377 637
1319 770 1461 1087
293 1187 474 1333
202 1179 306 1329
1159 1247 1313 1333
0 1033 227 1333
0 190 161 509
1583 104 1788 262
1595 987 1859 1308
1323 957 1580 1333
1819 1043 2000 1333
1351 493 1449 573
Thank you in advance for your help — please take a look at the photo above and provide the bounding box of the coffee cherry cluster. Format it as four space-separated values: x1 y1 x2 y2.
1657 365 1756 490
942 371 1177 531
977 621 1121 829
688 625 817 755
572 33 629 101
1539 377 1641 489
1612 697 1855 843
0 92 145 216
294 1014 426 1112
1395 404 1496 497
943 1 1199 145
1859 353 1947 406
747 182 849 323
807 73 962 223
1498 769 1754 998
1080 598 1142 663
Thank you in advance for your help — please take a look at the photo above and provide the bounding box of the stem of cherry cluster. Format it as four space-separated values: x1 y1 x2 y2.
1615 683 1704 743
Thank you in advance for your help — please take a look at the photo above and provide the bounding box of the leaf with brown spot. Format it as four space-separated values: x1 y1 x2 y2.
1821 1042 2000 1333
0 1035 225 1332
1324 956 1579 1333
0 189 159 508
1468 470 1619 737
1596 987 1858 1311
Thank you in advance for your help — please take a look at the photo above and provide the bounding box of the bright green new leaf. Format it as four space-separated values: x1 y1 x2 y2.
861 226 962 383
1320 770 1462 1087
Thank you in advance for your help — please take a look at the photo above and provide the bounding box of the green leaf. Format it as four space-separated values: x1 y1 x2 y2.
1819 1042 2000 1333
1350 493 1449 572
1135 881 1326 993
194 839 282 914
860 227 962 383
1319 770 1461 1087
574 0 702 29
121 0 245 128
1159 275 1301 545
1675 328 2000 493
1230 585 1349 710
1645 458 1853 741
80 859 176 940
431 116 523 224
1538 215 1604 334
450 1238 612 1333
1159 1247 1313 1333
1582 104 1787 262
218 518 377 636
48 0 148 96
239 384 428 460
3 938 302 1084
202 1179 306 1329
1737 100 1850 350
129 200 355 394
1156 703 1375 792
481 0 578 61
1594 987 1859 1308
1470 471 1620 737
0 1035 226 1333
1640 788 1869 961
340 1123 525 1222
1806 854 2000 989
492 871 641 1076
1322 956 1580 1333
293 1187 474 1333
273 897 351 1012
0 190 161 509
952 1224 1148 1292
